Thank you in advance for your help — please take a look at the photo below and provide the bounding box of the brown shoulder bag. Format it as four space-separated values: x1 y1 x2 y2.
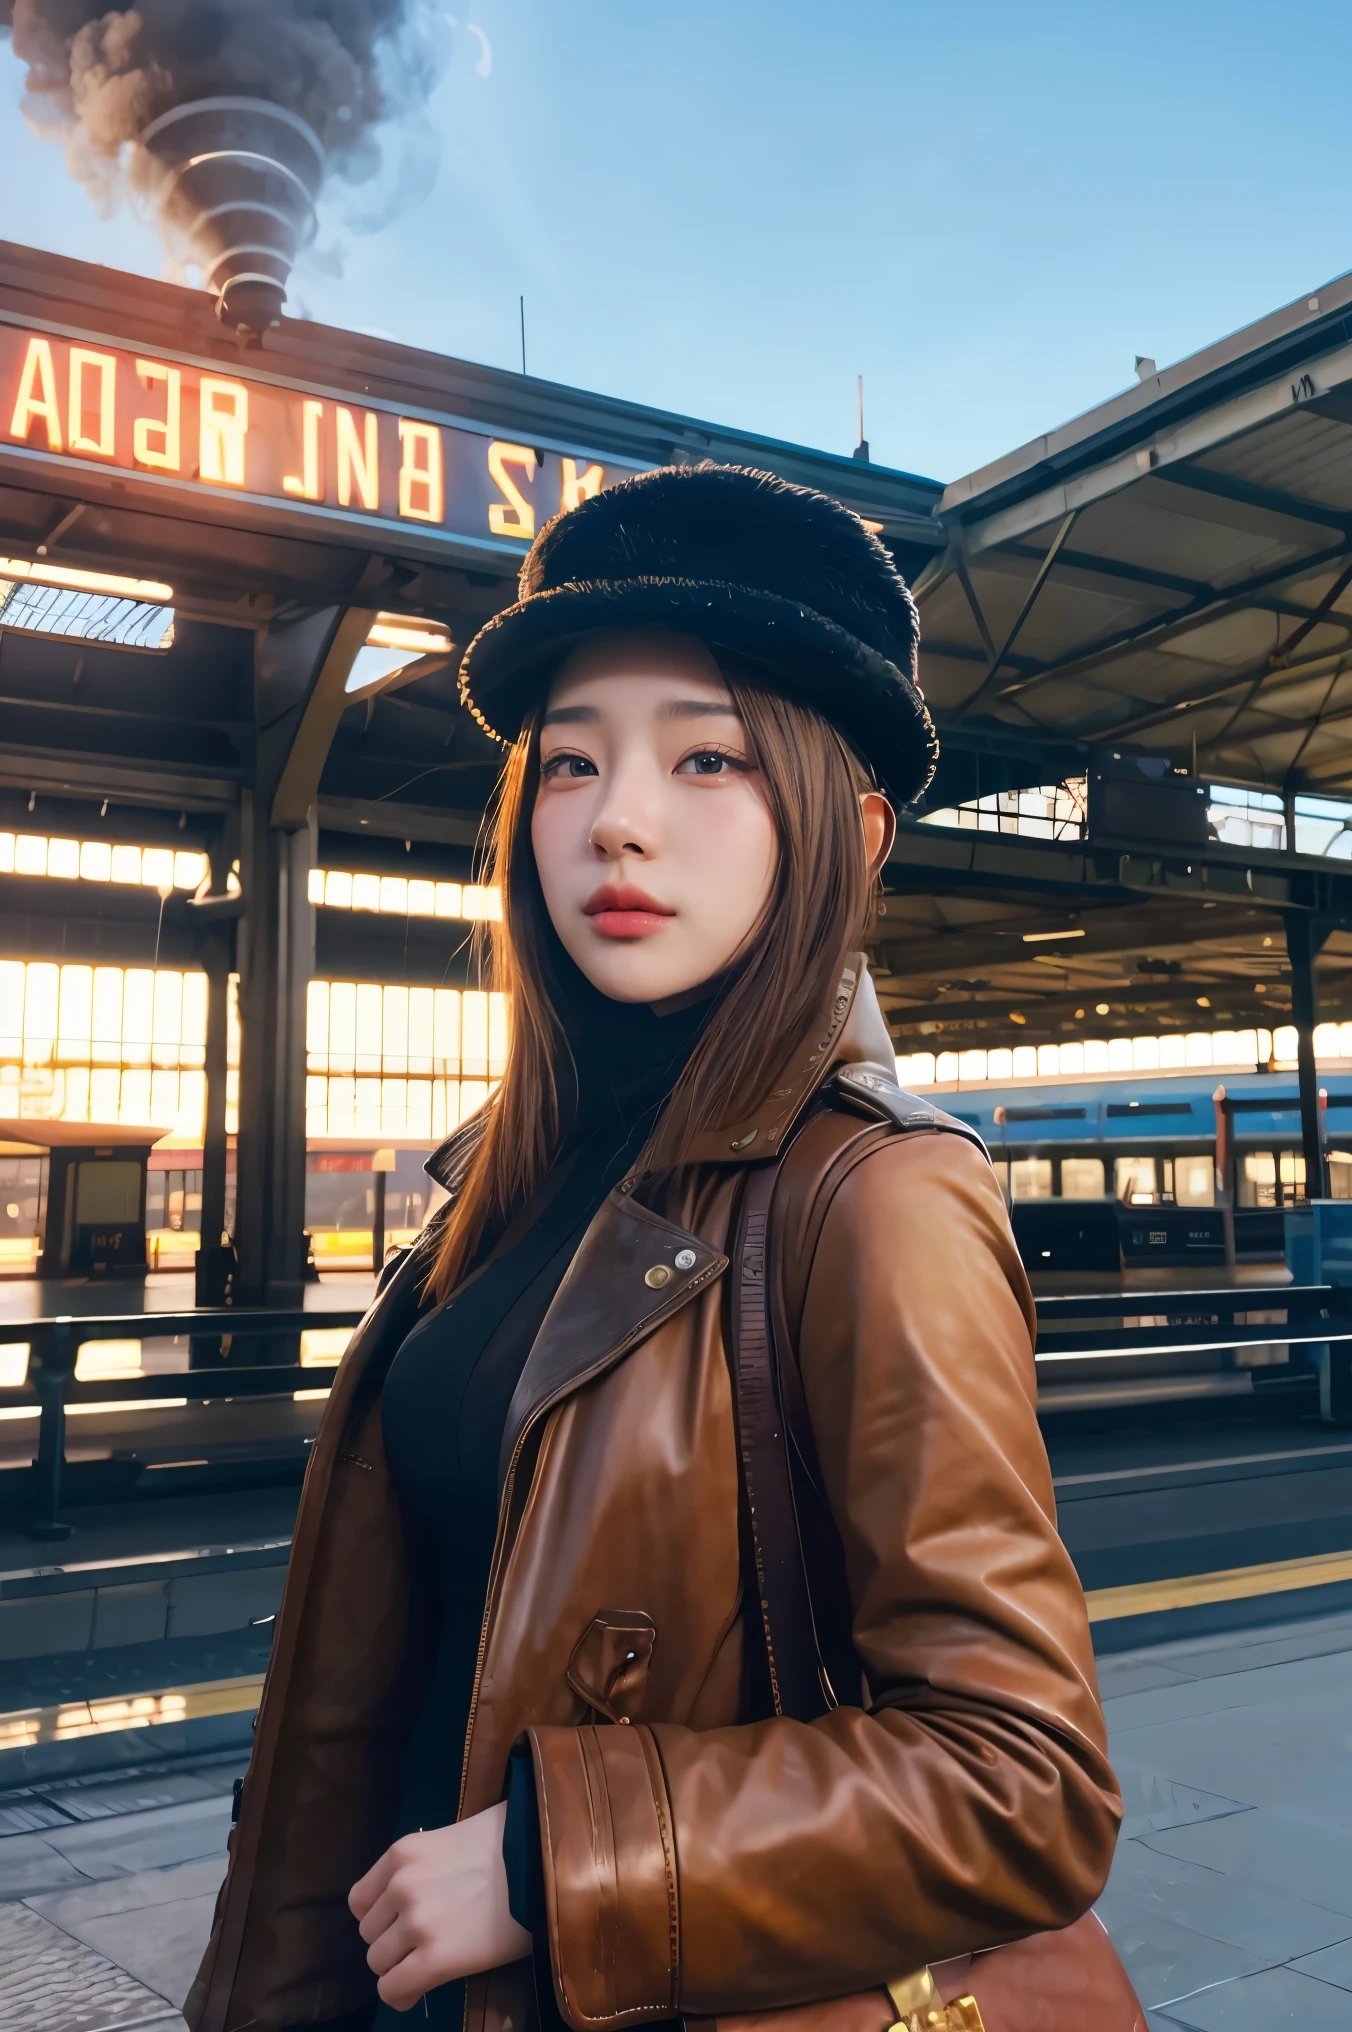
708 1151 1146 2032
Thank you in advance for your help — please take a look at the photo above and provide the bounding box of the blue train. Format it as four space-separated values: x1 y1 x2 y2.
924 1072 1352 1271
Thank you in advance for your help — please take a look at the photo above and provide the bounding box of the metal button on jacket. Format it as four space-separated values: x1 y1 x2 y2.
644 1264 673 1288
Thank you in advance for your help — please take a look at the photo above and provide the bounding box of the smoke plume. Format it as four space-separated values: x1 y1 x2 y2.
0 3 449 323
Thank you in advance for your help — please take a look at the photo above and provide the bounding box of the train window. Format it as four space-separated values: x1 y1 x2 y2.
1241 1151 1306 1207
1329 1151 1352 1200
1061 1158 1106 1199
994 1157 1053 1200
1114 1155 1158 1205
1174 1155 1215 1207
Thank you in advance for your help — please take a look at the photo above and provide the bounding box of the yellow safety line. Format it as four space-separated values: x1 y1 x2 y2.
1086 1547 1352 1621
0 1672 264 1752
4 1552 1351 1738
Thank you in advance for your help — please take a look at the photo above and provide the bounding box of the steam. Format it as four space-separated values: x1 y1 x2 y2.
0 2 450 312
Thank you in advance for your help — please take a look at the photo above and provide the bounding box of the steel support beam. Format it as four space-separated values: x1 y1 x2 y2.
1284 912 1334 1202
233 591 385 1309
995 540 1352 704
955 512 1078 722
194 832 236 1309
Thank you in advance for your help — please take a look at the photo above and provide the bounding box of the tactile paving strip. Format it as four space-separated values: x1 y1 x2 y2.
0 1901 177 2032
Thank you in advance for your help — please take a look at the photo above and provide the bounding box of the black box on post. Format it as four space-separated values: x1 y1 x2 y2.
1087 754 1209 846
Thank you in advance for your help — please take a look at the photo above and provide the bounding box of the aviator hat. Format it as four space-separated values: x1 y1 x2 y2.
458 462 938 805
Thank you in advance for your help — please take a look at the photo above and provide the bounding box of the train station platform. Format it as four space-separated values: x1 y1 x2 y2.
1 1605 1351 2029
0 1270 376 1327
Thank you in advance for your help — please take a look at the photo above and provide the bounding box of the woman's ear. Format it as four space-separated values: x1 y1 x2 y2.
860 790 896 877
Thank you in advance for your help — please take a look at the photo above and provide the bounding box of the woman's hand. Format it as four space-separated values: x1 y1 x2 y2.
349 1800 533 2011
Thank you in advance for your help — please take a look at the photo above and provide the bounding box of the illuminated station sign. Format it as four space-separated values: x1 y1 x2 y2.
0 321 647 557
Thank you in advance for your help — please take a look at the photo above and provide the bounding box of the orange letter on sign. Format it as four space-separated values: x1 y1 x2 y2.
283 399 324 501
398 419 443 522
487 441 538 538
68 348 116 458
559 457 603 511
10 336 63 450
133 361 182 471
336 406 379 511
200 377 249 487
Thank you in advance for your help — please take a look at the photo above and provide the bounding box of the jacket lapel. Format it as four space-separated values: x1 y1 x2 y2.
498 1186 726 1483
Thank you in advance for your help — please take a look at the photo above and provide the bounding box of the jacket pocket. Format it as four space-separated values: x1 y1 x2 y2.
566 1609 656 1723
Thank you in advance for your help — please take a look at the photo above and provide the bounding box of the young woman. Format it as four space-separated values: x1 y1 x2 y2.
188 465 1123 2032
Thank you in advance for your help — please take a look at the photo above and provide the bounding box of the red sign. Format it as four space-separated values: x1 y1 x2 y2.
0 320 647 557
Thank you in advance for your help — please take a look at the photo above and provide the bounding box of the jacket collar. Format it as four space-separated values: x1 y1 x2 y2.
423 957 894 1186
498 1186 727 1482
679 955 893 1163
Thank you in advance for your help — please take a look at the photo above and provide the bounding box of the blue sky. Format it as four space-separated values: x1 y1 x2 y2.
4 1 1352 485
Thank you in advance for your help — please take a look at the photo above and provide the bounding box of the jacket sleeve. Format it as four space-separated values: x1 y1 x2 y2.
525 1131 1121 2028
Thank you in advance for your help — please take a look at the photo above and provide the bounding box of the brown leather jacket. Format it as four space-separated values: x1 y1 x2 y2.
187 963 1120 2032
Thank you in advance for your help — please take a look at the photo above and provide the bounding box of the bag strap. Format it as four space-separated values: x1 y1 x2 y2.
729 1159 832 1723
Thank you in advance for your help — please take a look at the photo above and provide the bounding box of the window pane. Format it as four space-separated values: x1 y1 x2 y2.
1115 1155 1158 1204
1062 1158 1105 1200
1009 1157 1052 1200
1175 1155 1215 1207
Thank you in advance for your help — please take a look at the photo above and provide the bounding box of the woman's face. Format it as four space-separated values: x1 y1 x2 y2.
530 633 780 1006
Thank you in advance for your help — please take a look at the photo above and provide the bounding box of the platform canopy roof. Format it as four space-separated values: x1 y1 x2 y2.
10 239 1352 1066
915 271 1352 799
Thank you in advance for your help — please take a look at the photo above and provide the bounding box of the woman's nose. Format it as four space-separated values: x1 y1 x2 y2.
587 773 660 860
587 809 654 859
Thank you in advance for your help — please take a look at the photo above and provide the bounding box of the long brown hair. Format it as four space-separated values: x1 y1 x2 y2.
426 671 877 1301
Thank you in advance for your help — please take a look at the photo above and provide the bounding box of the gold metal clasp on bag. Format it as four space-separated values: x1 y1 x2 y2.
886 1972 985 2032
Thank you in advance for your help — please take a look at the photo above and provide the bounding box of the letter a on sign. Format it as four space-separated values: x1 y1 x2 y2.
10 337 63 451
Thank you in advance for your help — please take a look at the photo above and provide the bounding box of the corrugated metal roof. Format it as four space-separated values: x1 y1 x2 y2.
923 277 1352 795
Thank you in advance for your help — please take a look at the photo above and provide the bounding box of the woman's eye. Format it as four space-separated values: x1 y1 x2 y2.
542 752 598 779
678 750 737 776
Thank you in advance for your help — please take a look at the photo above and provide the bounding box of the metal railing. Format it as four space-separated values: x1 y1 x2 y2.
0 1308 367 1540
5 1285 1350 1538
1034 1283 1352 1411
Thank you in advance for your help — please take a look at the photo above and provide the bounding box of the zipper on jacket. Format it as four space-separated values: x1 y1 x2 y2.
454 1259 723 1820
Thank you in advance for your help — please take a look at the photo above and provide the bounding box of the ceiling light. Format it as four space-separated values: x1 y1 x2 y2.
346 612 455 696
1009 1011 1026 1025
366 614 452 656
1074 1007 1085 1018
1021 927 1086 943
1255 983 1266 993
1095 1002 1110 1014
1196 996 1211 1008
0 557 172 601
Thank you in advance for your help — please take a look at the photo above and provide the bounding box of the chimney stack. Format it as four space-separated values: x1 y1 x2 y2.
140 95 324 336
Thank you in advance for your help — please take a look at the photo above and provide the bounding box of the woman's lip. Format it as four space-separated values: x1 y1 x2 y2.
584 885 672 916
587 909 673 940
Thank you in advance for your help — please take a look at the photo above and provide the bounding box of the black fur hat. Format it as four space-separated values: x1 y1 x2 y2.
458 462 938 804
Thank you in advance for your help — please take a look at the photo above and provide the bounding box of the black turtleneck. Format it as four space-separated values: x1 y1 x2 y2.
375 973 708 2030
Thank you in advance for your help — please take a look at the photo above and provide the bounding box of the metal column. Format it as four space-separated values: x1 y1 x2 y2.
231 589 383 1309
234 796 315 1309
1284 912 1331 1203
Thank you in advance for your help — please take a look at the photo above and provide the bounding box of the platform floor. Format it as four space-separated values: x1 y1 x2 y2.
0 1268 377 1326
1 1609 1351 2029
